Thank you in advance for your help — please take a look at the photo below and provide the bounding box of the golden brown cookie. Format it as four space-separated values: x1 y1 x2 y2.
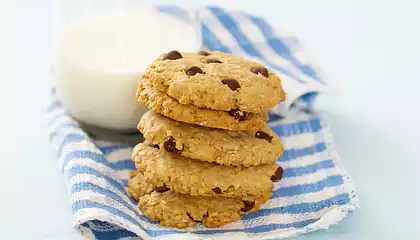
137 77 268 131
132 143 283 200
127 170 153 201
143 51 285 112
128 171 269 228
138 110 284 166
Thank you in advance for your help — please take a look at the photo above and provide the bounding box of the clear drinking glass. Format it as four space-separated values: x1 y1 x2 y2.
52 0 201 133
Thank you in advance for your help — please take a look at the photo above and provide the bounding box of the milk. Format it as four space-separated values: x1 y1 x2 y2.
54 9 200 130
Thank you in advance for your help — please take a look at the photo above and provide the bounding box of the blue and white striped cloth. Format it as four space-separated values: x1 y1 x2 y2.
47 6 358 240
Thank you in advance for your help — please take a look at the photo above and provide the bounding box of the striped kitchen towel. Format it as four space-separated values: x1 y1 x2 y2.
47 5 358 240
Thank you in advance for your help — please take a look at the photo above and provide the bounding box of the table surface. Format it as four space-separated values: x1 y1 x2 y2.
1 0 420 239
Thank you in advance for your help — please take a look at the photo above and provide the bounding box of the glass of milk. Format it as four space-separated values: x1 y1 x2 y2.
52 0 201 131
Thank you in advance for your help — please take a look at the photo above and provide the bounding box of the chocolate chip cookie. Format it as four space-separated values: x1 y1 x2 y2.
127 170 153 201
143 51 285 112
138 110 283 166
137 77 268 130
132 143 283 199
128 171 268 228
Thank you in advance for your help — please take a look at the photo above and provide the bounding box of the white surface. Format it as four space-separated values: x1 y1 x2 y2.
1 0 420 239
54 9 198 130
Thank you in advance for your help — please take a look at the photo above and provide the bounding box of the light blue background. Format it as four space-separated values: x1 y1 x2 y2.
1 0 419 239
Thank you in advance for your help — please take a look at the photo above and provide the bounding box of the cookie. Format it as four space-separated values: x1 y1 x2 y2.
138 110 284 166
127 170 153 201
137 77 268 131
143 51 285 112
128 171 268 228
132 143 283 199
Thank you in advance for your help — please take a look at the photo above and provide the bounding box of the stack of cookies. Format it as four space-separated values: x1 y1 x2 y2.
128 50 286 228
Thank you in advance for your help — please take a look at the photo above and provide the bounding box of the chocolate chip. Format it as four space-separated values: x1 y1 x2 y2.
212 187 222 194
149 143 160 149
186 66 204 76
163 136 179 152
250 67 269 77
255 131 273 143
270 166 284 182
222 78 240 91
162 50 182 60
204 58 222 64
198 51 210 56
154 185 170 193
228 109 248 121
241 201 255 212
187 212 201 223
129 171 137 179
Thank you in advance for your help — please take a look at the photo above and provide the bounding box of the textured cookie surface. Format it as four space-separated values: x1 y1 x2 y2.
137 77 268 131
132 143 282 199
128 171 268 228
143 51 285 112
138 110 284 166
127 171 153 201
